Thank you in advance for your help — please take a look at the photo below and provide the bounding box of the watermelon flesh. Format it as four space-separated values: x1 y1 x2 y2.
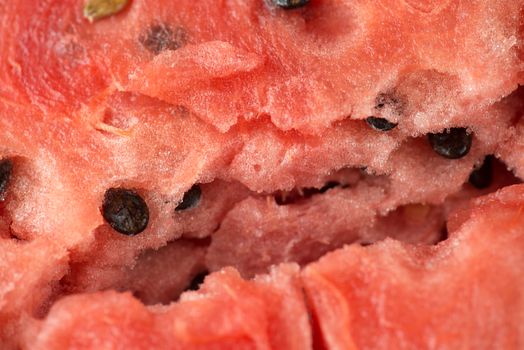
0 0 523 348
24 185 524 349
27 265 312 350
3 0 521 133
303 184 524 350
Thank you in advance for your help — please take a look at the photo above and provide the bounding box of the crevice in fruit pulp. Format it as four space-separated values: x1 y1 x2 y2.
35 272 70 320
204 156 516 277
273 181 342 205
433 157 521 246
44 236 211 312
301 286 328 350
438 225 449 243
128 236 209 304
33 154 522 319
38 179 248 310
183 269 209 293
270 167 364 206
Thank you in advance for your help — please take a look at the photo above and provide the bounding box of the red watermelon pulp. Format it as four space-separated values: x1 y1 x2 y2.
0 0 524 349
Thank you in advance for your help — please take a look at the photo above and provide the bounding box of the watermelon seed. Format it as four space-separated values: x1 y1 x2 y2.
102 188 149 236
469 155 493 189
83 0 129 22
427 127 472 159
0 159 13 201
185 270 209 291
273 0 310 9
367 92 402 131
176 185 202 211
366 117 397 131
140 24 188 55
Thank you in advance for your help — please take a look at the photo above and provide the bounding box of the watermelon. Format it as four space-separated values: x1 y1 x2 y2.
0 0 523 348
303 184 524 349
27 265 311 350
22 184 524 349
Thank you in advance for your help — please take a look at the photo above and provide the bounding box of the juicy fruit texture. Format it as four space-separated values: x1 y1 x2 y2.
303 184 524 350
24 185 524 349
0 0 523 348
28 265 312 350
2 1 523 132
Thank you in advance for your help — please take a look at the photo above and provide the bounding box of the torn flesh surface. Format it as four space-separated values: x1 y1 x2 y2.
0 0 523 349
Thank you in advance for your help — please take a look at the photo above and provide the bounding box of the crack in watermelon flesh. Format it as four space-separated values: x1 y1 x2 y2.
20 185 524 349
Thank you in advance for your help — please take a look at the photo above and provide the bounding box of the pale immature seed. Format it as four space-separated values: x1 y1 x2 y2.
83 0 128 22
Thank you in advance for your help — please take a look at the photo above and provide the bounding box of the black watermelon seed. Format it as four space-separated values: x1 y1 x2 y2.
366 116 398 131
0 159 13 200
468 155 493 189
273 0 310 9
140 24 187 55
175 185 202 211
102 188 149 236
427 127 472 159
186 270 209 291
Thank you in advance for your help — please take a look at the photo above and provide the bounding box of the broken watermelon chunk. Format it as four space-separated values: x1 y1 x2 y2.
26 265 311 350
303 184 524 350
19 185 524 349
